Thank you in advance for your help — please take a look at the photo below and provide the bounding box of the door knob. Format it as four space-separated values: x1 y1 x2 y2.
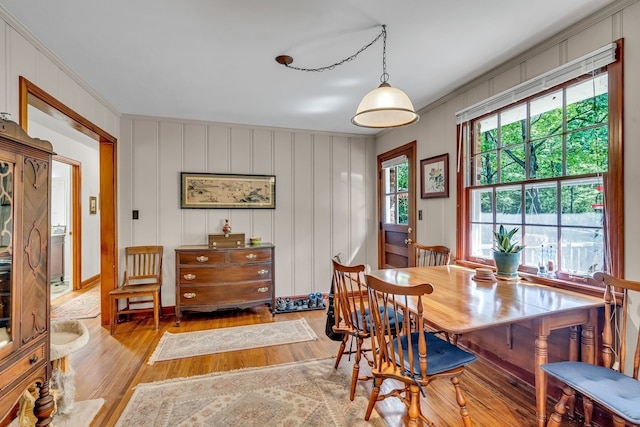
405 238 413 245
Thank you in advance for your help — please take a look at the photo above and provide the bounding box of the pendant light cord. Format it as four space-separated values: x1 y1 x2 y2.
279 25 386 73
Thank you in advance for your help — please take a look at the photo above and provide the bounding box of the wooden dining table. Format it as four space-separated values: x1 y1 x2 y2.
368 264 604 427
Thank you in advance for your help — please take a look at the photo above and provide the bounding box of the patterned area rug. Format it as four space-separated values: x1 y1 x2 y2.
51 287 100 319
116 358 385 426
148 319 317 365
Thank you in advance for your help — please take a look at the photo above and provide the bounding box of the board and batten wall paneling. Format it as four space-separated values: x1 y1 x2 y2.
293 133 313 297
313 134 332 291
120 115 375 303
332 137 351 262
205 125 233 242
227 127 253 238
132 119 159 244
273 130 294 297
251 128 275 243
182 123 208 245
349 137 368 265
158 121 184 301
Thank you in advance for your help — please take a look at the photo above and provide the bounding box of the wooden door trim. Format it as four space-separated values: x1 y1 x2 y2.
19 77 118 327
377 141 416 268
52 155 82 291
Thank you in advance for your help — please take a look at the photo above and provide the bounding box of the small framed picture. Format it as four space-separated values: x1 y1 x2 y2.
89 196 97 215
420 153 449 198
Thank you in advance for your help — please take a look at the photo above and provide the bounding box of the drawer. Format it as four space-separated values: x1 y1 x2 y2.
0 344 46 391
229 249 272 263
178 251 227 265
179 282 272 306
178 264 272 284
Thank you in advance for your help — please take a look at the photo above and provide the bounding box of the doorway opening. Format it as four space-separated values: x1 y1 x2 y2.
19 77 118 328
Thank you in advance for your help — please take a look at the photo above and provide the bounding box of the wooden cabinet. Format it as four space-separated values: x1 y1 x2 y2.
0 120 54 425
175 244 275 325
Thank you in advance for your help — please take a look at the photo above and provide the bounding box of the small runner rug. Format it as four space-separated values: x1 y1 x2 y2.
51 286 100 319
116 358 385 426
147 318 318 365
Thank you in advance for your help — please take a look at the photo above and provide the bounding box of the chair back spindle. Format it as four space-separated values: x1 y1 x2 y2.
413 243 451 267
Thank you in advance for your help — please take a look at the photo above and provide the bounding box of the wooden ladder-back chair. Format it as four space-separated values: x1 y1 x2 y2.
414 243 451 267
542 272 640 426
331 259 372 401
109 245 164 335
364 274 477 427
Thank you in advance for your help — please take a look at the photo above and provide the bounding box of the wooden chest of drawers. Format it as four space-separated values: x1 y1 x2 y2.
174 244 275 325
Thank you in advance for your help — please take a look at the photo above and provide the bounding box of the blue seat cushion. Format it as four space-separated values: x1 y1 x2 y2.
541 361 640 424
354 306 403 331
395 332 477 376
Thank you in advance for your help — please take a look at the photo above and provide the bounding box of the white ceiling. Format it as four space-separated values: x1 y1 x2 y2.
1 0 615 135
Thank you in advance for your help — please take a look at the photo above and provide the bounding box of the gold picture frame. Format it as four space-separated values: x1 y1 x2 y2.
181 172 276 209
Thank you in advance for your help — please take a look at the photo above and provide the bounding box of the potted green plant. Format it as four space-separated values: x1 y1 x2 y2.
493 225 524 278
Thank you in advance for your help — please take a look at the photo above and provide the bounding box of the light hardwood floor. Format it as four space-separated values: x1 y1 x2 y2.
49 286 582 427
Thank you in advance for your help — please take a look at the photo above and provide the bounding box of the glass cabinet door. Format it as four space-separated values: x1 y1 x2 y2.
0 160 13 349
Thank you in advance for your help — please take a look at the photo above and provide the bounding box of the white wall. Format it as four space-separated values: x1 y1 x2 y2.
119 116 377 305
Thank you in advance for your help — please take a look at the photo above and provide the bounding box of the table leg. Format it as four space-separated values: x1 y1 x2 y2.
581 308 597 365
534 318 550 427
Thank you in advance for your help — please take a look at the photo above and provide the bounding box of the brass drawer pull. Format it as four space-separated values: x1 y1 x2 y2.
183 273 196 281
196 255 209 263
258 269 269 275
257 287 269 293
246 253 258 260
183 292 196 299
29 355 39 364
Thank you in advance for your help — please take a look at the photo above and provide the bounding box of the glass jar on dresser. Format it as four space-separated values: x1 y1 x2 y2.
174 244 275 325
0 119 54 426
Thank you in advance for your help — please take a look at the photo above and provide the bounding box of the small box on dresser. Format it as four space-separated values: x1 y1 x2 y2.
174 244 275 325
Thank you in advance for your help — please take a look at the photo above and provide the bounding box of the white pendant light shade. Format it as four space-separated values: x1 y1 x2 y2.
352 82 420 128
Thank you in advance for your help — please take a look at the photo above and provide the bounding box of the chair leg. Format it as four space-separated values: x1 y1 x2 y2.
451 375 472 427
110 297 116 335
334 334 349 369
365 377 382 421
153 291 160 330
612 414 626 427
349 336 364 401
547 386 574 427
407 384 425 427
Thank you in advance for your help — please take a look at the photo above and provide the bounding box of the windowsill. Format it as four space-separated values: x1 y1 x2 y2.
455 259 606 299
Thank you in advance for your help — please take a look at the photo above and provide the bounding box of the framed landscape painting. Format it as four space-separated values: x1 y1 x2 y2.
181 173 276 209
420 154 449 198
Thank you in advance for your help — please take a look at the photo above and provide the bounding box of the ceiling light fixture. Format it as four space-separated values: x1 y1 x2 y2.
275 25 419 129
